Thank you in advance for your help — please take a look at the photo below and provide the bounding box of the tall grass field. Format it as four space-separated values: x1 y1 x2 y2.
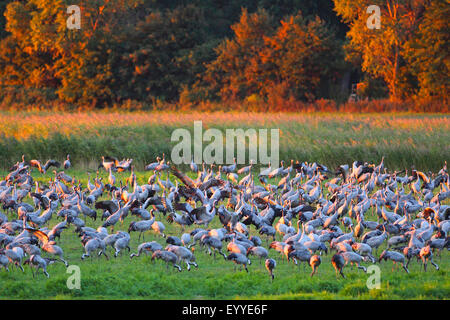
0 111 448 171
0 111 449 300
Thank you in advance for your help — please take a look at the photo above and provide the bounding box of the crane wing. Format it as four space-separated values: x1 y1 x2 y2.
103 156 118 163
43 159 61 171
29 160 42 172
26 228 49 244
160 196 174 213
199 178 226 191
170 165 196 189
415 171 430 184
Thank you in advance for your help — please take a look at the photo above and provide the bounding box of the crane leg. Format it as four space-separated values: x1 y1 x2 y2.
402 264 409 274
430 259 439 270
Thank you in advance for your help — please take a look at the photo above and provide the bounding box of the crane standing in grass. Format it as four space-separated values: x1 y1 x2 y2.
26 228 69 267
0 154 448 291
265 258 276 282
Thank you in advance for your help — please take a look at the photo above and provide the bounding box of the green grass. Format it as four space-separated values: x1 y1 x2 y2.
0 169 448 300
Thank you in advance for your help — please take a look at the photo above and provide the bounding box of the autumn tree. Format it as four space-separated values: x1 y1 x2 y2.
334 0 436 100
0 0 351 106
0 0 142 104
204 8 274 101
404 0 449 101
204 9 343 103
333 0 431 101
0 1 14 39
0 1 218 104
0 0 55 88
120 5 211 102
262 14 344 101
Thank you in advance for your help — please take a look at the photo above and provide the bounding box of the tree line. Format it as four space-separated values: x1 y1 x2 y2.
0 0 448 109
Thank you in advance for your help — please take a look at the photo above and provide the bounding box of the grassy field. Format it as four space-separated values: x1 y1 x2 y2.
0 111 449 172
1 111 449 299
0 169 449 300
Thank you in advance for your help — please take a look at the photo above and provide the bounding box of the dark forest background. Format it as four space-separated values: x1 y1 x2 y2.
0 0 448 111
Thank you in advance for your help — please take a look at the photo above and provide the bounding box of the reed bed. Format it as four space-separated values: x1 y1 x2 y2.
0 111 448 171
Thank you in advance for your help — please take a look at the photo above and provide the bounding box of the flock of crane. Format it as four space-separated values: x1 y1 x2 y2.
0 153 449 282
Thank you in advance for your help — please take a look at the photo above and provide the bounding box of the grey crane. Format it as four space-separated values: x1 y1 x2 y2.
259 224 276 242
19 243 41 257
102 202 126 232
114 232 131 257
167 211 194 231
25 228 68 267
304 240 328 255
166 236 182 246
29 159 61 174
221 158 237 174
350 241 376 263
63 155 71 170
151 220 166 238
246 246 269 263
166 244 198 271
23 254 56 277
130 241 163 259
226 252 250 272
81 237 108 260
331 253 346 278
426 238 447 257
419 245 439 271
269 241 287 259
227 240 248 256
0 253 9 271
188 229 209 249
287 247 311 269
190 157 198 173
309 255 322 277
77 193 97 222
128 211 156 241
1 246 25 272
379 250 409 273
145 156 162 171
265 258 276 282
201 235 227 259
365 226 387 254
249 235 262 247
181 233 191 247
151 250 182 272
340 251 367 272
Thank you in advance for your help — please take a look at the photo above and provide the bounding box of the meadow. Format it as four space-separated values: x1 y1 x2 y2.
0 169 449 300
0 111 449 172
0 111 449 300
